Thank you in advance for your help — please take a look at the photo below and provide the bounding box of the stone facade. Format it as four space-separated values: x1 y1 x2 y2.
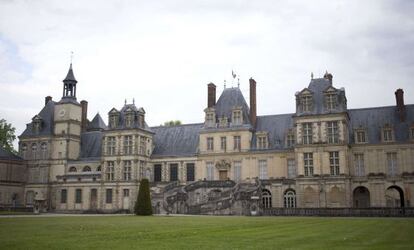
2 65 414 214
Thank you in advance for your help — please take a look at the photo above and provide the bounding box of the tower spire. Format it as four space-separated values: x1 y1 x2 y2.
62 56 78 101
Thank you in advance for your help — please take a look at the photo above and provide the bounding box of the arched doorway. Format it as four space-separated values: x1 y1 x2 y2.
262 189 272 208
353 186 370 208
386 186 404 207
284 189 296 208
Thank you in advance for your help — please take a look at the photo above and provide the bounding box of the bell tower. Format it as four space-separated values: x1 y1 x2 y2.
62 63 77 101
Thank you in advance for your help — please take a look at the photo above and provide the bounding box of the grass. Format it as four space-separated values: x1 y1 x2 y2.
0 215 413 250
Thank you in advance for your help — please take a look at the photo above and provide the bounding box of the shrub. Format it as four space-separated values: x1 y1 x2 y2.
134 178 153 215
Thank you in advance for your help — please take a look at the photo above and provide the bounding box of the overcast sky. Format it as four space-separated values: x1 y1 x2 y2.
1 0 414 148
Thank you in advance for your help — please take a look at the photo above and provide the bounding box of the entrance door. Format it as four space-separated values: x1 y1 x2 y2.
123 189 130 210
219 170 228 180
90 189 97 210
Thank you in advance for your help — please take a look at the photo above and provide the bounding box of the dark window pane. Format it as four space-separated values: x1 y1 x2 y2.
186 163 195 181
154 164 162 182
170 164 178 181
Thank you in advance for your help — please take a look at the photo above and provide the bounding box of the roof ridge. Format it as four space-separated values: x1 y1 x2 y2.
348 104 414 112
151 122 203 129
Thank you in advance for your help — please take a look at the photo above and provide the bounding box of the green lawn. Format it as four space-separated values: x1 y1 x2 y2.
0 215 413 250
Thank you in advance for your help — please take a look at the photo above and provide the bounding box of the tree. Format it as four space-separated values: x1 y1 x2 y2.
134 178 153 215
163 120 182 126
0 119 17 154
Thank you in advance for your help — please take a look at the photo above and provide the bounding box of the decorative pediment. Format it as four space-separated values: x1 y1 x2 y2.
124 107 134 113
32 114 42 121
323 86 337 93
298 88 313 96
108 108 119 114
215 159 231 170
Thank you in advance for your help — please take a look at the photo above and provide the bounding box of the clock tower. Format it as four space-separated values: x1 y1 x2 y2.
53 63 82 160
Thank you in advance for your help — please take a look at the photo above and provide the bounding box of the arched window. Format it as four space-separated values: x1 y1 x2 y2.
96 165 101 172
69 166 77 172
284 189 296 208
262 189 272 209
83 166 91 172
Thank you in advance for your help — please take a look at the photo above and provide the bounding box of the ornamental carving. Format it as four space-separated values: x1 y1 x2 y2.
215 159 231 170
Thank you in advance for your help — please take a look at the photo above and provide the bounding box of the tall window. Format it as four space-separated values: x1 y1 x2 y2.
302 123 313 144
123 135 133 155
302 95 312 112
233 110 242 125
387 152 398 176
154 164 162 182
139 136 146 155
233 161 241 181
40 142 47 159
31 143 37 159
304 153 313 177
186 163 195 182
329 151 340 176
107 137 116 155
287 159 296 178
327 121 339 144
207 137 214 151
220 137 227 151
106 161 115 181
383 128 393 142
287 133 295 147
284 190 296 208
233 136 241 150
257 136 267 149
123 160 132 181
21 143 27 159
326 94 336 110
75 189 82 204
206 162 214 180
356 130 366 143
262 189 272 208
106 189 112 203
206 112 215 127
125 114 133 127
258 160 267 179
61 189 67 204
354 154 365 177
170 164 178 181
109 115 118 128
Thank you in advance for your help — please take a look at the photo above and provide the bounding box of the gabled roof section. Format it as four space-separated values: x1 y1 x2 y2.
215 87 251 125
151 123 203 157
88 113 107 131
252 114 294 150
348 104 414 144
20 101 55 138
108 108 119 114
0 147 22 161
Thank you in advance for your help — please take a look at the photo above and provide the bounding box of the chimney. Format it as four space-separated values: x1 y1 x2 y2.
249 78 257 128
80 100 88 132
395 89 406 122
207 83 216 108
45 96 52 105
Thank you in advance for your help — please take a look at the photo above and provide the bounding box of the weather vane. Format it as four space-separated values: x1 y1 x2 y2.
70 51 74 64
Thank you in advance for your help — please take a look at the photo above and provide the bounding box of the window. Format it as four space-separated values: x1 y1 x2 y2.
139 136 146 155
21 143 27 158
383 128 393 142
123 160 132 180
232 110 242 125
206 112 215 127
262 189 272 209
302 95 312 112
257 136 268 149
387 152 398 176
220 137 227 151
31 143 37 159
40 142 47 159
287 133 295 147
304 153 313 176
233 161 241 181
207 137 214 151
410 128 414 139
75 189 82 204
356 130 366 143
206 162 214 180
82 166 91 172
106 189 112 203
354 154 365 177
154 164 162 182
329 151 340 176
109 115 118 128
287 159 296 178
107 137 116 155
284 190 296 208
302 123 313 144
170 164 178 181
96 165 101 172
186 163 195 182
69 166 77 172
125 114 134 127
61 189 67 203
326 93 336 110
123 135 133 155
233 136 241 150
258 160 267 179
106 161 115 181
327 121 339 144
123 189 129 197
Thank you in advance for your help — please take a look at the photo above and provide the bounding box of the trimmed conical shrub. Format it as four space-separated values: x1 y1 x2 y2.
134 178 153 215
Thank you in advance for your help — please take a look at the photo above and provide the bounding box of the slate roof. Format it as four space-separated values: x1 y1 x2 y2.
80 131 103 160
108 103 152 132
252 114 294 150
63 63 77 83
20 101 55 138
151 123 203 157
348 104 414 144
0 147 22 161
214 87 251 125
88 113 107 131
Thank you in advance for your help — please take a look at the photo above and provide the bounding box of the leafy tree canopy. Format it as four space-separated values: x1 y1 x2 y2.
0 119 17 154
163 120 182 126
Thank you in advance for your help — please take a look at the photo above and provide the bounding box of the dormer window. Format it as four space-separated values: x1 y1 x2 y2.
125 113 134 128
382 125 394 142
301 94 313 112
286 132 295 147
232 107 242 126
204 108 215 128
32 115 42 133
355 128 367 144
256 132 268 149
109 115 118 128
325 93 337 110
218 117 228 128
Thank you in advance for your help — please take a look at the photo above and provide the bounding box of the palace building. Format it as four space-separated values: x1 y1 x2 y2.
1 64 414 215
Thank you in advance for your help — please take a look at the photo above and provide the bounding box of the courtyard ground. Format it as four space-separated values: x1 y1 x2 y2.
0 215 413 249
